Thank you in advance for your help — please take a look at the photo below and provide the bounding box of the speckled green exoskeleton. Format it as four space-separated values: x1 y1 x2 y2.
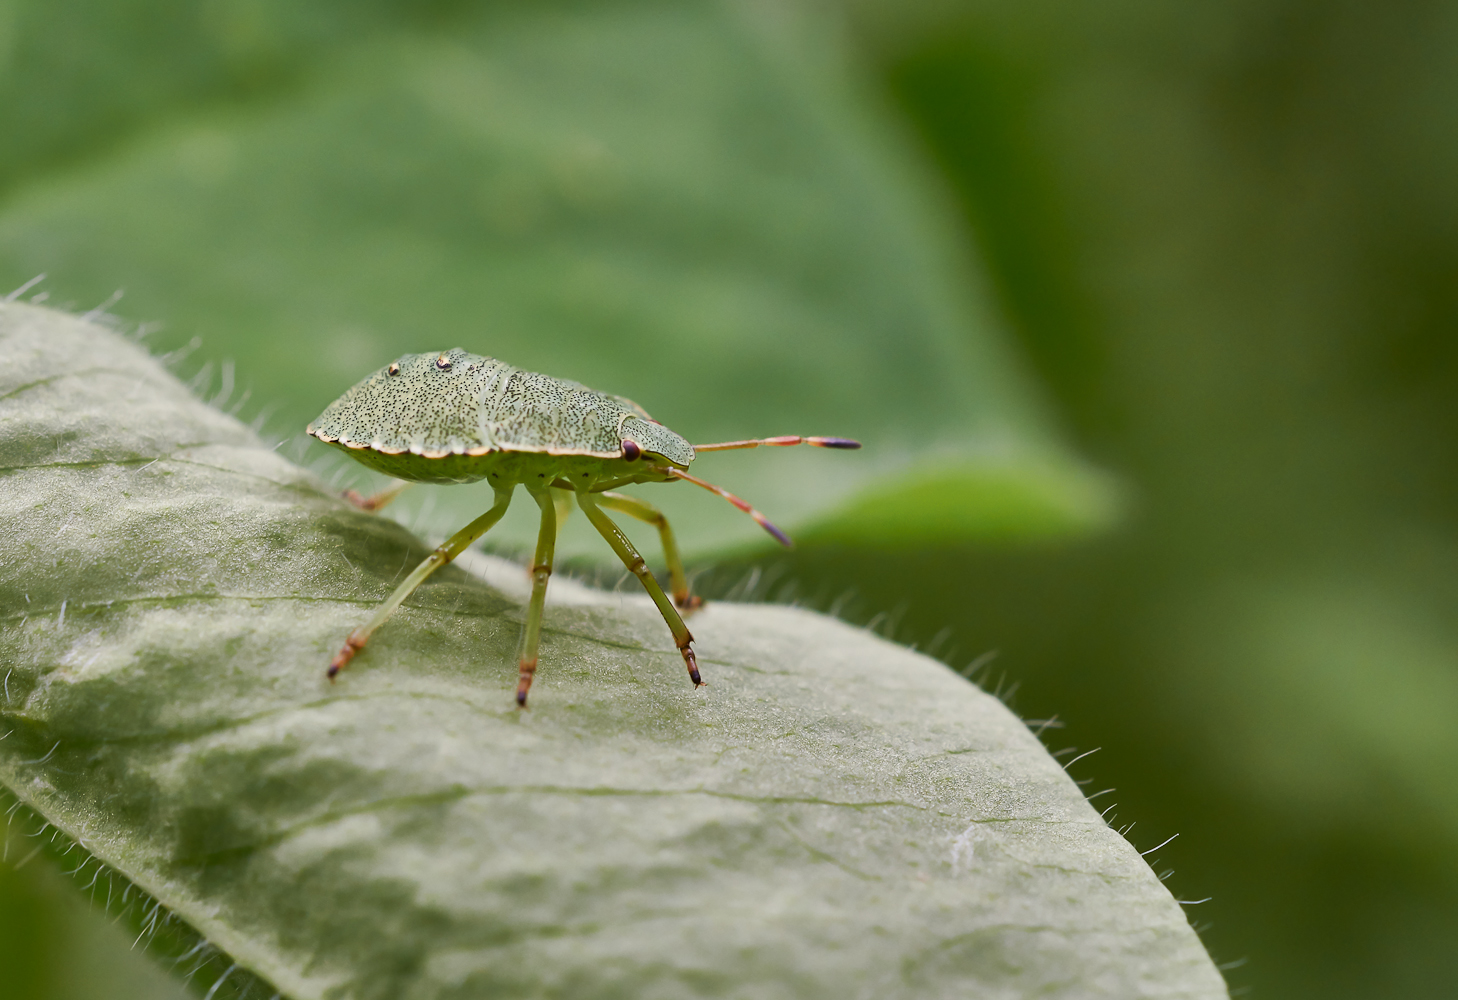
308 349 860 706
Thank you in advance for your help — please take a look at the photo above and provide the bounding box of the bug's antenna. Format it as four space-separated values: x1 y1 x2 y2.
692 435 861 453
666 468 793 547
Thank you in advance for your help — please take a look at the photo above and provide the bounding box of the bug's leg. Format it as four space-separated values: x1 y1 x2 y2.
328 485 515 678
595 491 700 609
342 480 411 512
550 486 574 530
577 490 703 688
516 488 558 707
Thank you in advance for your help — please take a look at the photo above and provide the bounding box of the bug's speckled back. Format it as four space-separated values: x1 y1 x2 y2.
308 349 694 465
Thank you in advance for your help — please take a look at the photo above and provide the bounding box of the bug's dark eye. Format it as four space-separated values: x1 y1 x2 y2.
621 439 642 461
436 354 452 370
387 362 401 376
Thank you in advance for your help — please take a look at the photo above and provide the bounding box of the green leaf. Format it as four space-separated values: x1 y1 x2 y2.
0 304 1223 997
0 822 195 1000
0 1 1115 559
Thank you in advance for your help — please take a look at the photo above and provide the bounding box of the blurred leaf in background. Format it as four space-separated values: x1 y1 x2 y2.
0 0 1112 564
0 827 190 1000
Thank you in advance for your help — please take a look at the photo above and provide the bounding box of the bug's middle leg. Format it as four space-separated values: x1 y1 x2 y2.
577 490 703 687
595 490 700 609
515 487 558 707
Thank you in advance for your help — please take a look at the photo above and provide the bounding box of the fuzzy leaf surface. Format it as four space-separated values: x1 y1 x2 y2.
0 304 1225 998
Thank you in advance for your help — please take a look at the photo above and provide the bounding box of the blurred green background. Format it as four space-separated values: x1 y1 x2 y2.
4 1 1458 998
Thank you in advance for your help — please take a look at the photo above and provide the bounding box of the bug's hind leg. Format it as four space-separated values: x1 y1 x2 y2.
343 479 411 512
516 487 558 707
329 485 515 678
577 490 703 688
596 491 701 610
549 486 574 529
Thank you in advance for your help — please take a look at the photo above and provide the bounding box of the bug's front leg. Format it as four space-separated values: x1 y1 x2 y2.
595 490 701 609
577 490 703 688
329 485 515 678
515 487 558 707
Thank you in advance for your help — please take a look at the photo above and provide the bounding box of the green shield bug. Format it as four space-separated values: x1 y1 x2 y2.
308 348 860 706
